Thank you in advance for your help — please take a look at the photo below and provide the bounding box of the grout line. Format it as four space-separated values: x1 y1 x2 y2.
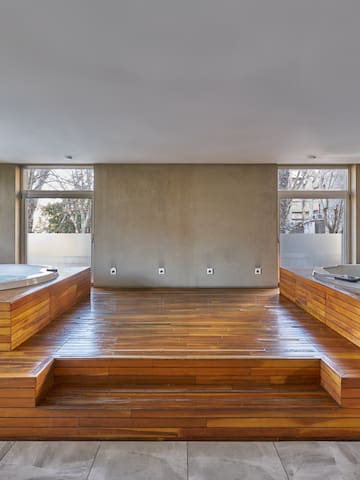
86 441 101 480
273 442 290 480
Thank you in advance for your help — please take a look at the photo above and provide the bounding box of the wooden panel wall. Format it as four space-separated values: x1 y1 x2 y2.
0 376 36 408
341 375 360 407
0 303 11 350
11 289 51 350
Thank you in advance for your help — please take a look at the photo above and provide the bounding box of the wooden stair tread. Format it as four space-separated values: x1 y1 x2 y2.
40 384 338 409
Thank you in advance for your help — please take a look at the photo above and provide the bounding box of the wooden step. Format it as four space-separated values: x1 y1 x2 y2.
40 383 338 410
52 357 322 388
37 356 340 440
39 357 338 413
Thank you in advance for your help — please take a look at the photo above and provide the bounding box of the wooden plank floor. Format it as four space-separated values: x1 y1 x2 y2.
1 288 360 439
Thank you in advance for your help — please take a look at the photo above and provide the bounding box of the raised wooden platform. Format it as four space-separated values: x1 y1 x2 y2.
280 267 360 349
280 267 360 408
0 287 360 439
0 267 91 351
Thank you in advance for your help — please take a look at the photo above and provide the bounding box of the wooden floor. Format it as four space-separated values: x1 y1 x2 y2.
1 287 360 439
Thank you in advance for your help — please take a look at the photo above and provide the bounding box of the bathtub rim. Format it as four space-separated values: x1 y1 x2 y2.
312 264 360 293
0 264 59 291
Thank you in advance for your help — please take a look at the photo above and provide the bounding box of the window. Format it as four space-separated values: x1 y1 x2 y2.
22 168 94 267
278 168 349 268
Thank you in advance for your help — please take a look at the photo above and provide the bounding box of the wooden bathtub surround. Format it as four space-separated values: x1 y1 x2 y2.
1 288 360 439
280 267 360 348
0 267 90 351
280 267 360 408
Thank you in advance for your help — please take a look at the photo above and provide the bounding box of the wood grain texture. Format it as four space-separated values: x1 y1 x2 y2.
0 287 359 439
0 268 90 351
280 268 360 346
280 267 360 409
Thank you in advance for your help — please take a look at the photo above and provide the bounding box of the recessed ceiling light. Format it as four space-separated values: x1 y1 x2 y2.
307 154 317 160
64 155 73 160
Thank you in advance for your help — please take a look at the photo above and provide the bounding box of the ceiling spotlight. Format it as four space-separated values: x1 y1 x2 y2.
64 155 73 160
307 154 317 160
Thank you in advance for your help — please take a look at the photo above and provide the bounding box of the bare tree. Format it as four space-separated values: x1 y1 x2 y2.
322 199 344 233
279 169 292 234
26 169 51 232
279 169 346 234
47 169 93 233
26 168 93 234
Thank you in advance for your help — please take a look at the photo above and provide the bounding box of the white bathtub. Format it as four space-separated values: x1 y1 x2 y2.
312 264 360 293
0 264 58 291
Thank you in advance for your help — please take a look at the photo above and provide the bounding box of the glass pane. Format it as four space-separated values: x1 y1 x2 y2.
23 168 94 191
278 168 348 191
279 198 345 268
26 198 92 267
280 198 345 234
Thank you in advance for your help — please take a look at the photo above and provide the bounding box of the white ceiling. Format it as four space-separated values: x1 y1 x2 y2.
0 0 360 165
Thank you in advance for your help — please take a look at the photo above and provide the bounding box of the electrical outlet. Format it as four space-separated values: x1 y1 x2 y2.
110 266 117 276
158 267 165 275
254 266 262 275
206 267 214 275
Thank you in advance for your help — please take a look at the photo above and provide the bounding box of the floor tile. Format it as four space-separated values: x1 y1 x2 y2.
1 441 100 479
188 441 288 480
0 442 14 462
0 463 80 480
88 441 187 480
275 441 360 480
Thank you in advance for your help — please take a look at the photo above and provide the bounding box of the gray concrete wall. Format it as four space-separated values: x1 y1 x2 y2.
94 164 278 287
0 165 19 263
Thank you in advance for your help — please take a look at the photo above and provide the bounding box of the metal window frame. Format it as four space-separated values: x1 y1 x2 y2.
20 167 94 264
277 166 351 264
23 190 93 199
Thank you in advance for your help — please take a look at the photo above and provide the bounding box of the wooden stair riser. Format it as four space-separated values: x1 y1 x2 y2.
52 358 321 388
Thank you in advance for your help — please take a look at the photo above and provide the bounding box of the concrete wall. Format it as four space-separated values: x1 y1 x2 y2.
94 164 278 287
0 165 19 263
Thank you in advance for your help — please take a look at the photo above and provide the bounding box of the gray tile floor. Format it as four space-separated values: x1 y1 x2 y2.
0 441 358 479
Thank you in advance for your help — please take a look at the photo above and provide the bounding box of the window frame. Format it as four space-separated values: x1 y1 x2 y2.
20 166 94 264
278 165 351 265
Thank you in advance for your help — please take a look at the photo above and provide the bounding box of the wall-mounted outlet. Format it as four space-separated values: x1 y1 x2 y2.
254 266 262 275
110 266 117 276
158 267 166 275
206 267 214 275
